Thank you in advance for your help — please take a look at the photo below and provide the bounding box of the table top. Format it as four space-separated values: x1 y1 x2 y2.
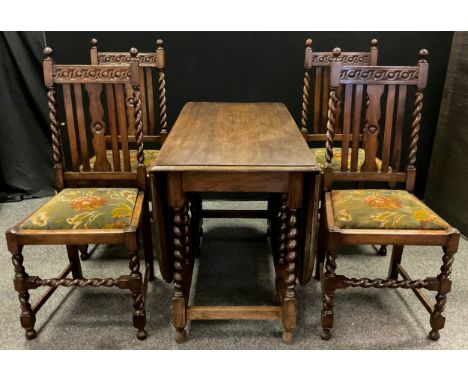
152 102 320 172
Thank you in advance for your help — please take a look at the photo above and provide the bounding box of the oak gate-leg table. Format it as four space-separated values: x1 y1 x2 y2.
150 102 320 343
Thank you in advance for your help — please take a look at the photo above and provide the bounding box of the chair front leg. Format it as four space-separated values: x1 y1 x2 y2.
429 241 457 341
321 248 337 340
127 238 147 340
11 245 37 340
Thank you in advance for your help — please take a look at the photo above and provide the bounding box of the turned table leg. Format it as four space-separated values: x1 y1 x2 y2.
172 200 190 343
282 204 298 344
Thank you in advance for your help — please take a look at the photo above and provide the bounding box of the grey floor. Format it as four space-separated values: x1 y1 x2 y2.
1 197 467 350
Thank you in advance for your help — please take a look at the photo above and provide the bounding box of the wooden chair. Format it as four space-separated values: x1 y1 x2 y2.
301 38 390 257
89 37 168 172
318 48 460 341
5 47 153 340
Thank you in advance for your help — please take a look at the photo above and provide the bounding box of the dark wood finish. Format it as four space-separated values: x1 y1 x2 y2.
187 306 281 320
5 47 153 341
151 102 320 344
183 172 289 193
156 103 316 171
317 49 461 341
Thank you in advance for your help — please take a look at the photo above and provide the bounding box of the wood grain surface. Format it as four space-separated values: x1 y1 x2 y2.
153 102 319 171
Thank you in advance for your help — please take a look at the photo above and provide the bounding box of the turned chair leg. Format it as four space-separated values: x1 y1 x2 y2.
11 246 37 340
126 240 147 340
429 245 456 341
281 203 298 344
142 201 155 281
172 201 190 343
321 249 337 340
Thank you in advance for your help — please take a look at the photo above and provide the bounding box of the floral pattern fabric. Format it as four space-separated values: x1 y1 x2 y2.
311 148 382 171
331 189 449 230
20 188 138 230
87 149 160 172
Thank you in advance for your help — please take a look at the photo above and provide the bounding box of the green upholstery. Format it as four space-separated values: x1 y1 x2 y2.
311 148 382 171
331 189 449 230
20 188 138 230
87 149 160 172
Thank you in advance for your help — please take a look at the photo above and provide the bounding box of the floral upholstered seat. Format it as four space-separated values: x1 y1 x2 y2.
311 148 382 171
20 188 138 230
87 149 160 172
331 189 449 230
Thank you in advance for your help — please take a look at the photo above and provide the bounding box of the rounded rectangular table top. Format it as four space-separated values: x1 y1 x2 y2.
151 102 320 172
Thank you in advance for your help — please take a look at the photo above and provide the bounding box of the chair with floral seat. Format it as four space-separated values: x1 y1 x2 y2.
5 47 153 340
300 38 389 257
318 48 460 341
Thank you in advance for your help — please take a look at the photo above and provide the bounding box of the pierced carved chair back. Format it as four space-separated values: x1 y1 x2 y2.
90 38 168 145
301 38 378 142
323 48 429 192
43 47 147 192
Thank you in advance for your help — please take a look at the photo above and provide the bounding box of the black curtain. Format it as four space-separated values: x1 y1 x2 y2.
0 31 54 197
425 32 468 235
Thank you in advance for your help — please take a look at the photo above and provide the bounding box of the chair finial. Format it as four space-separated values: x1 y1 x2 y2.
332 47 341 58
43 46 53 59
130 47 138 58
91 38 98 47
305 38 312 48
419 49 429 62
371 38 378 47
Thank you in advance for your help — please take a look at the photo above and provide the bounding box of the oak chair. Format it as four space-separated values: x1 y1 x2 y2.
89 38 168 172
318 48 460 341
300 38 389 257
5 47 153 340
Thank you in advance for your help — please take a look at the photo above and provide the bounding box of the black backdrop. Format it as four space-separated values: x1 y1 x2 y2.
0 31 453 198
